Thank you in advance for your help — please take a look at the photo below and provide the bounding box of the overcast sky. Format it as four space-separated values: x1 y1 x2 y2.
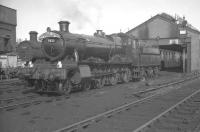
1 0 200 40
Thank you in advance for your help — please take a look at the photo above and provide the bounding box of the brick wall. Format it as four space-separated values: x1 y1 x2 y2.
0 5 16 54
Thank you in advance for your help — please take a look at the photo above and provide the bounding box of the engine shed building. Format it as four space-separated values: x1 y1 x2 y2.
126 13 200 73
0 5 17 54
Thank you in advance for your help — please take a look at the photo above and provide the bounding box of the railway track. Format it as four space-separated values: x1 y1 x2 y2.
0 78 25 93
52 73 200 132
0 87 30 94
0 94 39 105
0 95 69 111
0 79 69 111
0 78 21 86
0 72 199 111
132 72 199 96
0 72 199 112
133 88 200 132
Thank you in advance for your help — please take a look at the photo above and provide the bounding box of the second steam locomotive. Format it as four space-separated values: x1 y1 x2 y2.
18 21 161 95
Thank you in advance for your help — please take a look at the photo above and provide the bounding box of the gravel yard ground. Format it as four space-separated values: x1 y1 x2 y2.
0 71 193 132
81 78 200 132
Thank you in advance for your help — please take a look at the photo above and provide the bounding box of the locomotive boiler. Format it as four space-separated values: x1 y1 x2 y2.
17 31 44 62
16 31 45 86
39 23 124 62
20 21 161 95
17 41 43 62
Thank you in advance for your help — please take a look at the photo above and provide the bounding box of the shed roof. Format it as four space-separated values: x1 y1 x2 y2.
126 13 200 35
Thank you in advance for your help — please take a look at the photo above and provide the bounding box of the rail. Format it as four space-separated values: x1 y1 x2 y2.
133 86 200 132
53 72 200 132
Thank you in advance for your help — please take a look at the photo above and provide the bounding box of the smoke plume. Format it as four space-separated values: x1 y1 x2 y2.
51 0 102 31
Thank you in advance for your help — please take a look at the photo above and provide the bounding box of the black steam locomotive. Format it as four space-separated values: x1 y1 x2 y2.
18 21 161 95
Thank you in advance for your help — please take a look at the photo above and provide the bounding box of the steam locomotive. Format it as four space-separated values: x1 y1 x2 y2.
18 21 161 95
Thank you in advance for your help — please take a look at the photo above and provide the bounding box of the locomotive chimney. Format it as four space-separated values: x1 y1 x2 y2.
96 30 103 35
29 31 38 42
58 21 70 32
95 30 105 37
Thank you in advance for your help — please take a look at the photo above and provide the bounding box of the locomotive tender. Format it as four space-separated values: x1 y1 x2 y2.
18 21 161 95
